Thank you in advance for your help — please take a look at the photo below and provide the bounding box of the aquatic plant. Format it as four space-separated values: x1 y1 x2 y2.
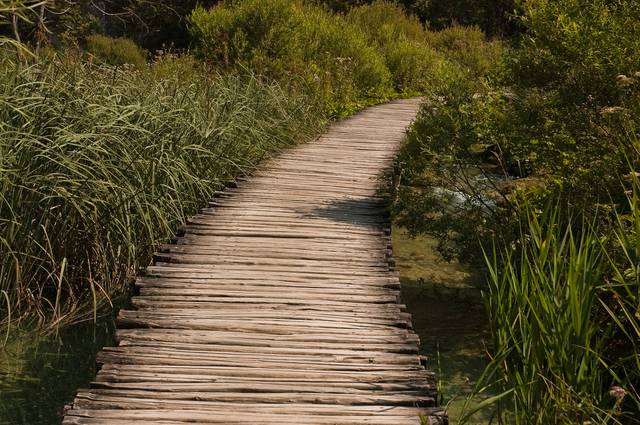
461 190 640 423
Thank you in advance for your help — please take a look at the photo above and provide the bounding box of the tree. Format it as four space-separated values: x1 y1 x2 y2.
101 0 218 50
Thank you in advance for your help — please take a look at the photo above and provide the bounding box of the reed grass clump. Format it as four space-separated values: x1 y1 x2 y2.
464 192 640 424
0 53 324 330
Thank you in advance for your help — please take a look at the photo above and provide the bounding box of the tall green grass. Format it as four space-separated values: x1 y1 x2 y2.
463 190 640 423
0 53 324 331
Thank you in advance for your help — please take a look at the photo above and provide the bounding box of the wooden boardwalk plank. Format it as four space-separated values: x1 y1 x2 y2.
63 99 446 425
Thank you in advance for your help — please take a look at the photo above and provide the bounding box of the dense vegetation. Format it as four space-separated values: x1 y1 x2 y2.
188 0 477 116
394 0 640 422
0 54 323 329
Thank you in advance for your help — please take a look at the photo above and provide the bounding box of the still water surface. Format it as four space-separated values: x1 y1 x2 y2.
0 314 117 424
393 228 492 424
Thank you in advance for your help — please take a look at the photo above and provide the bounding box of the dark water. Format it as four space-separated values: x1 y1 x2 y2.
402 282 493 423
393 228 493 424
0 313 118 425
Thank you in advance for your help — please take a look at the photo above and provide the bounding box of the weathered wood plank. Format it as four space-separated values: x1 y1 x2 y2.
63 98 446 424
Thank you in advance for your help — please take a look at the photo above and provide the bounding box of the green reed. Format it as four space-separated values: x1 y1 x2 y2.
0 53 324 332
462 188 640 423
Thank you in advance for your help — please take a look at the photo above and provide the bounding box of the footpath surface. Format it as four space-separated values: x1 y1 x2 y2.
63 98 446 425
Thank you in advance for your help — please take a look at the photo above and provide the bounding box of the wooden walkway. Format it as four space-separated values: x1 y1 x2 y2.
63 99 446 425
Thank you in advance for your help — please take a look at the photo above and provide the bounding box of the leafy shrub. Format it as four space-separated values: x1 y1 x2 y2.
393 0 640 421
383 39 460 94
396 0 640 264
190 0 501 109
393 78 517 262
425 25 505 78
86 35 147 68
512 0 640 104
346 0 426 44
189 0 393 116
346 1 461 94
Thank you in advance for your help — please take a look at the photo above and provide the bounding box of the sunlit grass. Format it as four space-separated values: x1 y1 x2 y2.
464 190 640 424
0 53 324 333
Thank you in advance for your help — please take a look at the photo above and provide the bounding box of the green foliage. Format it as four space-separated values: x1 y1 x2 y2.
0 54 324 329
320 0 371 13
3 1 219 50
381 39 454 94
190 0 500 114
50 0 99 47
189 0 395 117
393 79 515 262
480 206 608 424
396 0 640 263
346 0 426 44
346 1 460 94
425 25 505 78
85 34 147 68
0 1 39 59
9 1 101 48
512 0 640 104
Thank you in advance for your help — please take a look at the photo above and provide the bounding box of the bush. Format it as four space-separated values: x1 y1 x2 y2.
346 0 426 45
383 39 459 94
347 1 461 94
395 0 640 265
512 0 640 104
393 0 640 421
393 78 517 262
86 35 147 68
425 25 505 78
190 0 393 116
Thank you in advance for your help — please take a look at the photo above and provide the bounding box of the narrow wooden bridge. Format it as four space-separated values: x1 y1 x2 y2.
63 99 446 425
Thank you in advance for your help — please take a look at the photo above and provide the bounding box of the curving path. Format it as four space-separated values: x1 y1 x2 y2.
63 98 446 425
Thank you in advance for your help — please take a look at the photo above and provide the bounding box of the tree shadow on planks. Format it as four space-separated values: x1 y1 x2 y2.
302 197 388 229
